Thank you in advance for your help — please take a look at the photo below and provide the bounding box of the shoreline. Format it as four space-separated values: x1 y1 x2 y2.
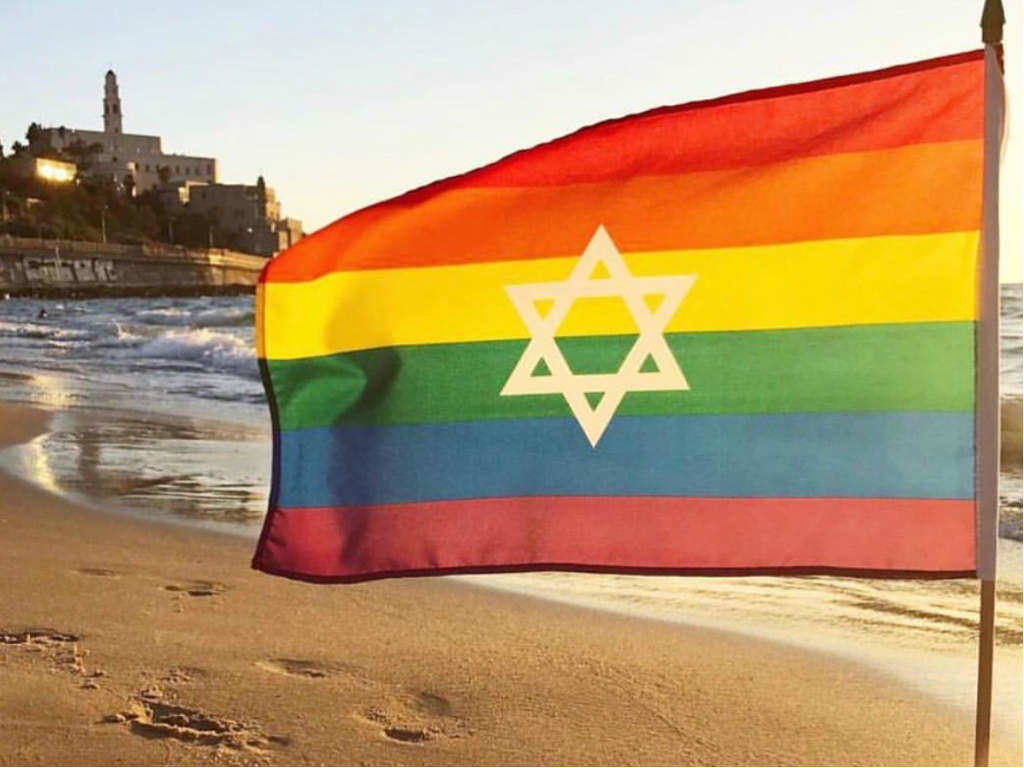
1 401 1021 765
3 283 255 300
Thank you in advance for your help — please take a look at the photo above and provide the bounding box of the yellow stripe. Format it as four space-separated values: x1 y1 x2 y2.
262 231 979 360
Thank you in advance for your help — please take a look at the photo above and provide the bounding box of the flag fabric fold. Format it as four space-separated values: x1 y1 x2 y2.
254 50 987 583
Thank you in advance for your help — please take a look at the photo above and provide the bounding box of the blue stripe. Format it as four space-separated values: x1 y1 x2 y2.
276 412 974 508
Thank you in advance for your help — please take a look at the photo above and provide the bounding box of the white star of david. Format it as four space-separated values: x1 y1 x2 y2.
501 225 696 447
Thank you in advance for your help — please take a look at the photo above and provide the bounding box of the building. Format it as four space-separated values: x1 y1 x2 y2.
8 156 77 184
186 176 302 256
30 71 217 193
21 69 301 256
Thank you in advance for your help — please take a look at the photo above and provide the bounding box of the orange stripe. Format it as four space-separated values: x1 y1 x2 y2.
265 140 982 281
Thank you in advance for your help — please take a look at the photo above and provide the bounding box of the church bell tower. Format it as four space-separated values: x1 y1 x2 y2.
103 70 122 134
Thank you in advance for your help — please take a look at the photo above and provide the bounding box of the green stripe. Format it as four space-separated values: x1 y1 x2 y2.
266 322 975 432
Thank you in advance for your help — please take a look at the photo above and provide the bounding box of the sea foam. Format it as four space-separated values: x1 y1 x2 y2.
113 325 258 379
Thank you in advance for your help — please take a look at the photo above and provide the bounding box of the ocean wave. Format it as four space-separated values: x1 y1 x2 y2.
134 305 254 328
195 306 255 327
1000 505 1022 541
133 307 192 323
0 319 97 342
111 326 258 379
112 323 165 341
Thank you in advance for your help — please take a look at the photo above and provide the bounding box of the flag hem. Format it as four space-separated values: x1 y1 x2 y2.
252 560 978 586
253 275 285 573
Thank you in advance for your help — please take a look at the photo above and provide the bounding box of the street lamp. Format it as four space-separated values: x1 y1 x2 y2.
100 205 108 244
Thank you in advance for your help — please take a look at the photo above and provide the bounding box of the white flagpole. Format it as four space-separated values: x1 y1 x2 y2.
975 1 1004 765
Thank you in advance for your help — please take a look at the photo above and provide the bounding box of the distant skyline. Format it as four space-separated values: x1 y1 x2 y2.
4 0 1021 280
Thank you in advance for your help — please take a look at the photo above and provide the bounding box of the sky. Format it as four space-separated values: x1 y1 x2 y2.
4 0 1021 281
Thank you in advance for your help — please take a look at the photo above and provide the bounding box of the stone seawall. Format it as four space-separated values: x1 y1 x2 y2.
0 236 268 298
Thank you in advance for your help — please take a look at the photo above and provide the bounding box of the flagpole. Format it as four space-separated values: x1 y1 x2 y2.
974 1 1004 766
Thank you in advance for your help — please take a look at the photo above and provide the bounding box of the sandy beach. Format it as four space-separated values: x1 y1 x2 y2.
0 401 1020 766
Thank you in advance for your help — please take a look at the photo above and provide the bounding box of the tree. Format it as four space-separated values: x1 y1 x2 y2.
61 141 105 171
25 122 42 145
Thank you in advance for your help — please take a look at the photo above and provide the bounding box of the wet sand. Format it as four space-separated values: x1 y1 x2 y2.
0 401 1020 766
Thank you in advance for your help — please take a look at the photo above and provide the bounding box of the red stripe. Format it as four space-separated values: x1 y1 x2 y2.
468 55 983 187
252 497 976 583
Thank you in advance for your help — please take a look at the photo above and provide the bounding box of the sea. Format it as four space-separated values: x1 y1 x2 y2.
0 286 1021 733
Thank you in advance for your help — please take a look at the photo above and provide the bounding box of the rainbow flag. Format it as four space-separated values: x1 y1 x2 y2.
254 50 992 583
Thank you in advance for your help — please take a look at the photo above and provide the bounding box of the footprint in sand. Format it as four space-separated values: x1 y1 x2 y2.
256 658 467 744
1 628 80 645
162 666 204 685
163 580 226 598
2 628 98 679
382 726 432 743
74 567 121 578
256 658 334 679
355 690 465 745
255 658 382 689
103 693 289 753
